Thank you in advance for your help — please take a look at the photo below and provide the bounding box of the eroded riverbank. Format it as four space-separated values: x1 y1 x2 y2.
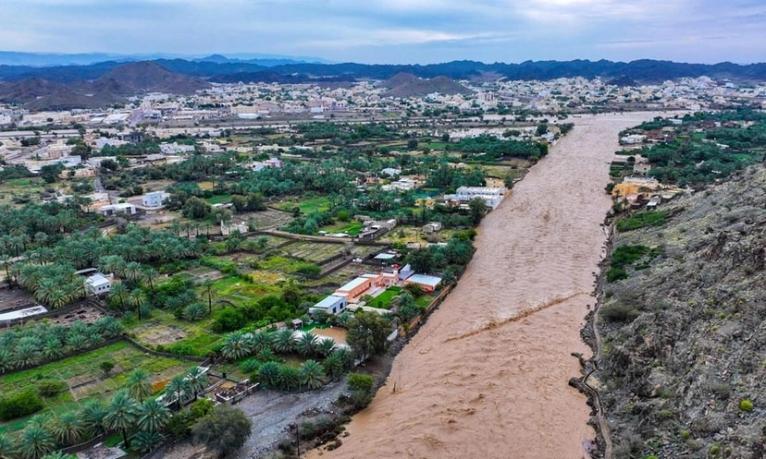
312 113 664 459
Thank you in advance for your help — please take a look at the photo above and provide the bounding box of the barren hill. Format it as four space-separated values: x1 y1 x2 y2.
597 165 766 458
382 72 471 97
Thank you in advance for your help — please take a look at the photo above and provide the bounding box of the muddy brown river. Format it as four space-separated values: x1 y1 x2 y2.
312 113 665 459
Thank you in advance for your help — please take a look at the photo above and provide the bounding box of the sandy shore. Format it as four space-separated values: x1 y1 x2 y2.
310 112 665 459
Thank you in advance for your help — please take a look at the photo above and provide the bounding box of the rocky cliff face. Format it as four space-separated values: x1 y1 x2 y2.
597 165 766 458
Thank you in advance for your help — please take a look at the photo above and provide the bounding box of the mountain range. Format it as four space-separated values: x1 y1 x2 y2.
2 57 766 110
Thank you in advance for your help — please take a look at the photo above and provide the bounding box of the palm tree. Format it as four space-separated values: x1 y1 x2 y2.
131 431 163 454
109 283 129 311
296 332 319 357
50 412 84 445
271 329 295 354
164 375 191 408
123 262 144 285
126 369 152 402
322 349 349 381
140 267 158 291
0 348 15 373
104 390 139 448
257 361 281 388
251 332 271 354
0 432 13 459
136 399 170 433
221 332 253 361
41 337 64 361
17 424 55 459
97 255 126 277
78 400 108 435
316 338 336 357
127 290 147 320
201 280 214 315
299 360 326 390
185 367 208 401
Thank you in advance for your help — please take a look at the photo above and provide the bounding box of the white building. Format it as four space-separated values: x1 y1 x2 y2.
160 142 196 155
142 191 169 208
310 295 348 315
98 203 137 216
85 273 111 295
450 186 506 209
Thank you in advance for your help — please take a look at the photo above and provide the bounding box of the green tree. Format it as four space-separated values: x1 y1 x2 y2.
17 424 55 459
191 405 252 457
50 411 84 445
299 360 326 390
137 398 170 433
126 369 152 402
185 367 209 401
105 390 139 448
346 312 391 361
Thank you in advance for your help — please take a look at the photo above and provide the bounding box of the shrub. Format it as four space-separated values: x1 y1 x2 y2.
191 405 252 457
616 211 667 232
606 267 627 282
183 303 207 321
0 389 44 421
739 399 754 412
211 307 246 333
295 263 321 278
347 373 373 393
600 303 640 323
37 379 68 398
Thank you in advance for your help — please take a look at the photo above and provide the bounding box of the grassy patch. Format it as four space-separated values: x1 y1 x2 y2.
0 341 188 433
616 211 667 232
275 195 331 214
322 220 364 236
607 244 661 282
367 286 402 309
206 193 233 205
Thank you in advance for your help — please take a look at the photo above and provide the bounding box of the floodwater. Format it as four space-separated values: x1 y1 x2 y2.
312 113 665 459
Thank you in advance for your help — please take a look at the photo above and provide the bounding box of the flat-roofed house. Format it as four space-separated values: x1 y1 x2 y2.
85 273 111 295
310 295 348 315
335 277 372 301
405 274 442 293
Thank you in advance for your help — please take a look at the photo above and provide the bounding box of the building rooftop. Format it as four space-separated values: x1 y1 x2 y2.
314 295 345 309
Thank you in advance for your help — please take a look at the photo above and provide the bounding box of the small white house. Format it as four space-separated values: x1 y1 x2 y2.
85 273 111 295
142 191 169 208
98 203 137 216
310 295 348 315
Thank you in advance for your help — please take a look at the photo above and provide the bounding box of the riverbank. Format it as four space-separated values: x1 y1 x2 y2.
311 112 666 459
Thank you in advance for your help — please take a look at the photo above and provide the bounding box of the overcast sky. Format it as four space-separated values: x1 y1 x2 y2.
1 0 764 64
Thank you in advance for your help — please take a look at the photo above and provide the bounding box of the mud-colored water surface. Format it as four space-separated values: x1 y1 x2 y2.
314 113 664 459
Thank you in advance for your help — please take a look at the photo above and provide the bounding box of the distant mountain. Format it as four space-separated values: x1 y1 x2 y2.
0 51 129 67
2 58 766 110
195 54 322 67
0 51 326 68
210 70 352 84
3 58 766 88
382 72 471 97
0 62 208 109
95 61 208 94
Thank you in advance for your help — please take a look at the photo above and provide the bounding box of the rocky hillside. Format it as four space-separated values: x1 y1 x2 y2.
0 61 208 109
597 165 766 458
382 72 471 97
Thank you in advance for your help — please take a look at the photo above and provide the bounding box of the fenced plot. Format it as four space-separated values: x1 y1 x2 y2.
279 241 348 263
0 341 188 433
244 209 294 229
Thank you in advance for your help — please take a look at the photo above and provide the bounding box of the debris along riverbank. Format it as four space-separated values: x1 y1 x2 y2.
571 218 617 459
314 112 666 459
